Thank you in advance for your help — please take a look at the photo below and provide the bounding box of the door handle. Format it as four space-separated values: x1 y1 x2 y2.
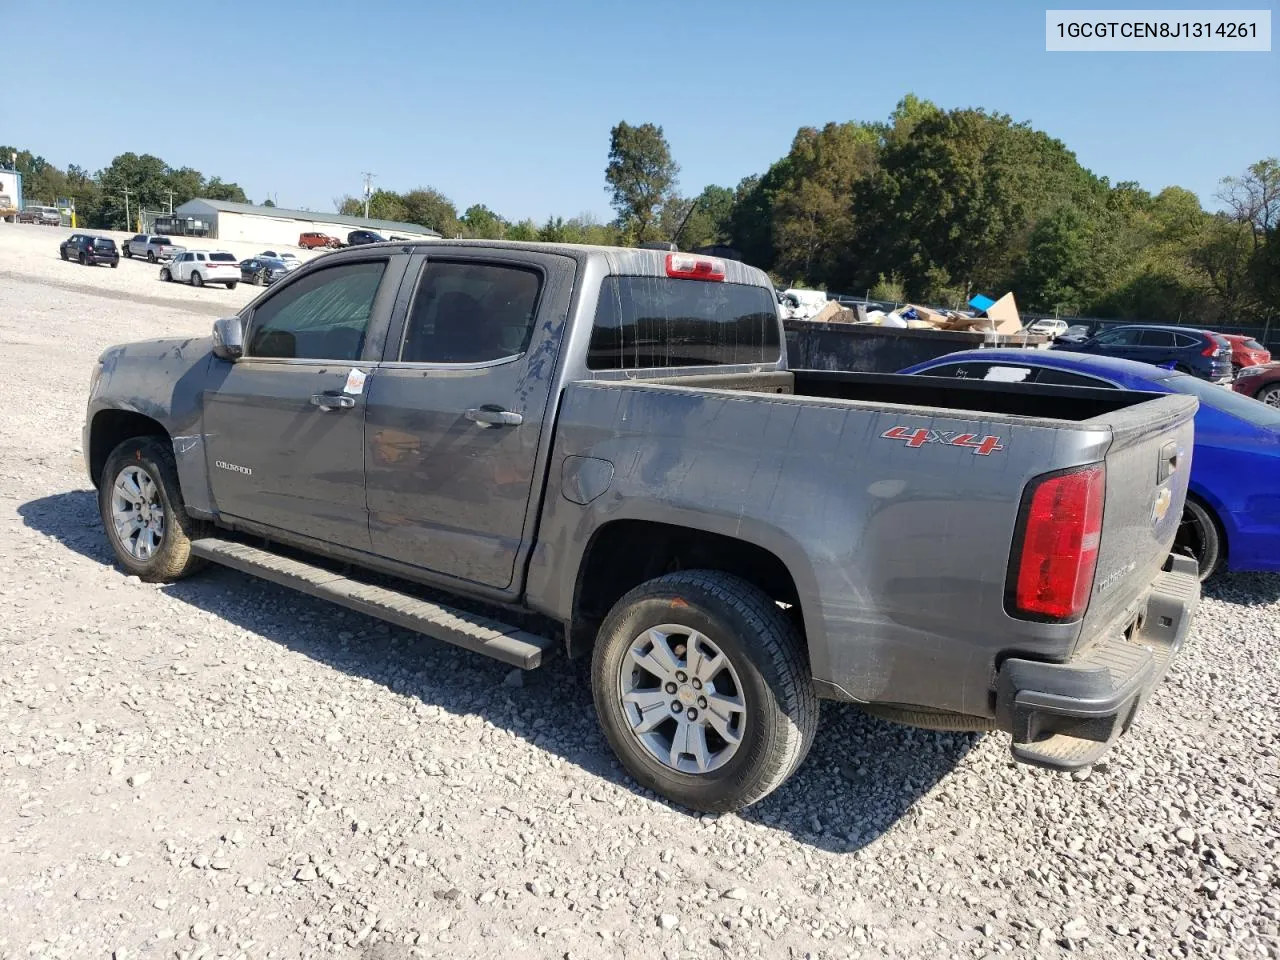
311 392 356 411
465 405 522 427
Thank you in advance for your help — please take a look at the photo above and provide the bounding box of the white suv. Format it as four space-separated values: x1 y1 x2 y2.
161 250 240 289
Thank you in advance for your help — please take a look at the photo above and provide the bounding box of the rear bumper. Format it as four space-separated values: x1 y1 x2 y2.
994 553 1199 771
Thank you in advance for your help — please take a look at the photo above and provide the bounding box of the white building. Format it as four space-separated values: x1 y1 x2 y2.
168 198 442 246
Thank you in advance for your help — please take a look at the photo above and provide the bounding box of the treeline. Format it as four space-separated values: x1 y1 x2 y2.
9 98 1277 324
1 147 250 231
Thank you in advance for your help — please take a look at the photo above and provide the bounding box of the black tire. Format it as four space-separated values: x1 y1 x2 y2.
191 271 203 287
254 268 266 286
1256 383 1280 408
591 570 818 812
1173 496 1223 581
123 246 132 258
99 436 206 583
78 252 88 266
147 250 156 263
110 260 118 268
159 267 171 282
225 281 237 290
60 248 68 261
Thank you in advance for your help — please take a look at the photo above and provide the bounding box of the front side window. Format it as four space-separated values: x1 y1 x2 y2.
588 277 781 370
247 260 387 361
400 261 542 364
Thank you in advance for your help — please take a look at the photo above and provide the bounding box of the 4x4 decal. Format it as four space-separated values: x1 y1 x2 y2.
880 426 1005 456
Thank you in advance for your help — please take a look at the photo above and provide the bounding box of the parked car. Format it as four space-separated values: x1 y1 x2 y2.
18 205 62 225
299 232 342 249
1057 324 1094 343
1025 318 1069 338
346 229 385 245
1220 333 1271 374
258 251 301 270
239 256 290 286
59 234 119 267
1053 324 1233 382
1233 361 1280 407
83 242 1200 810
902 349 1280 579
160 250 239 288
123 235 182 262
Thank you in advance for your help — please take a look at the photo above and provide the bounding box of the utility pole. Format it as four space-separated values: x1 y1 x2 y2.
361 172 376 219
122 187 132 233
165 190 174 214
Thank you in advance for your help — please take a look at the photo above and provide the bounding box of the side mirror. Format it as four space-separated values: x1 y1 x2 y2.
212 316 244 361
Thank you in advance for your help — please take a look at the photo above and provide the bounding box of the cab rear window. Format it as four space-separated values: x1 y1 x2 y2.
587 277 780 371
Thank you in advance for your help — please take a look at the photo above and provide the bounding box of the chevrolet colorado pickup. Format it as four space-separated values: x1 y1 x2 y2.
84 241 1200 811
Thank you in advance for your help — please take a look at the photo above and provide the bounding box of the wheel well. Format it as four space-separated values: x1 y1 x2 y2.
89 410 169 487
569 520 801 657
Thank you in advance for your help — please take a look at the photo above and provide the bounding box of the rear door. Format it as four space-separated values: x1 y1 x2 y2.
202 253 408 547
1135 328 1178 365
363 249 576 591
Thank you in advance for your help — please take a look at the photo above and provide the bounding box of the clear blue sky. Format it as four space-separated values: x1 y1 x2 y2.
2 0 1276 221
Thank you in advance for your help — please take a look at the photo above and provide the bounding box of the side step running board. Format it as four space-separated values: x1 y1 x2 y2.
190 538 555 669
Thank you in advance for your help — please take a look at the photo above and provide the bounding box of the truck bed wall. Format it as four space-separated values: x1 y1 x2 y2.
527 379 1127 717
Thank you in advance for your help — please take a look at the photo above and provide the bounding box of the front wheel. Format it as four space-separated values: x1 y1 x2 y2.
1173 497 1223 580
60 249 68 261
159 267 171 282
123 246 132 258
191 271 203 287
591 570 818 813
99 436 206 582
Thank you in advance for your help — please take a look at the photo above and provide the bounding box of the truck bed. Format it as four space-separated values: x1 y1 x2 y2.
535 370 1196 718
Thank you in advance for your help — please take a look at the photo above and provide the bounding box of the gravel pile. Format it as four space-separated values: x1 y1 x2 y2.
1 228 1277 958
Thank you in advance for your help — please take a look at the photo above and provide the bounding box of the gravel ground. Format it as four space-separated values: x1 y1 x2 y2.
1 221 1278 959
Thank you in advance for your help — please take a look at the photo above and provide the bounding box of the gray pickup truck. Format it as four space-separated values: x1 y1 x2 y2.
84 242 1200 811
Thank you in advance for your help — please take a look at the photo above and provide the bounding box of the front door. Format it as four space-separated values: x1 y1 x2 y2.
364 251 575 591
203 254 405 548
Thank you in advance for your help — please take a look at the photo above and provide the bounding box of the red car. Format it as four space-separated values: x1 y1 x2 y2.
1220 333 1271 374
298 231 342 249
1233 362 1280 407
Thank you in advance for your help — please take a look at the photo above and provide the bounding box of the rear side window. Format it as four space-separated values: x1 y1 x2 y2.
1139 330 1176 347
1244 339 1265 351
400 261 542 363
588 277 781 370
1173 333 1201 347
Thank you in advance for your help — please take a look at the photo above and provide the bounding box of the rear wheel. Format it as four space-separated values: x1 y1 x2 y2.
591 570 818 812
78 252 88 266
110 260 118 268
226 281 237 290
1257 383 1280 407
147 250 156 263
191 271 203 287
99 437 206 583
1173 497 1223 580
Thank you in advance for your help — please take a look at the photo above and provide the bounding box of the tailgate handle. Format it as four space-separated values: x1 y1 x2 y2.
1158 441 1181 483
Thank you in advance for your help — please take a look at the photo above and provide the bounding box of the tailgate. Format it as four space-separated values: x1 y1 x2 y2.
1076 393 1197 648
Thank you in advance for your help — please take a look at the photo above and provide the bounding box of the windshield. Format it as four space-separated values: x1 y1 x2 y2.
1162 374 1280 428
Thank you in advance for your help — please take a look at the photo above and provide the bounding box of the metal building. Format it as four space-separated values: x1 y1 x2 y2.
170 198 442 246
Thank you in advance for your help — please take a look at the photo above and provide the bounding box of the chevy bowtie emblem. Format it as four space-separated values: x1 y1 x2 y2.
1151 487 1172 525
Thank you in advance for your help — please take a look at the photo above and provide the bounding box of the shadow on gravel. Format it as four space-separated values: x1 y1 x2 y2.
1203 570 1280 604
24 489 977 852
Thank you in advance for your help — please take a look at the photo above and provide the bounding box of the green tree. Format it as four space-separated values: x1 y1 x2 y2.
200 176 248 203
505 218 538 241
400 187 459 235
605 121 679 242
262 198 276 207
676 184 735 249
460 203 505 238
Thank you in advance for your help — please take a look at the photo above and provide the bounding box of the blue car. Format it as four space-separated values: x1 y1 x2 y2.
901 349 1280 579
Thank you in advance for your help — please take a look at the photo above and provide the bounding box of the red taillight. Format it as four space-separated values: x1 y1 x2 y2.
1009 464 1105 621
665 252 725 282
